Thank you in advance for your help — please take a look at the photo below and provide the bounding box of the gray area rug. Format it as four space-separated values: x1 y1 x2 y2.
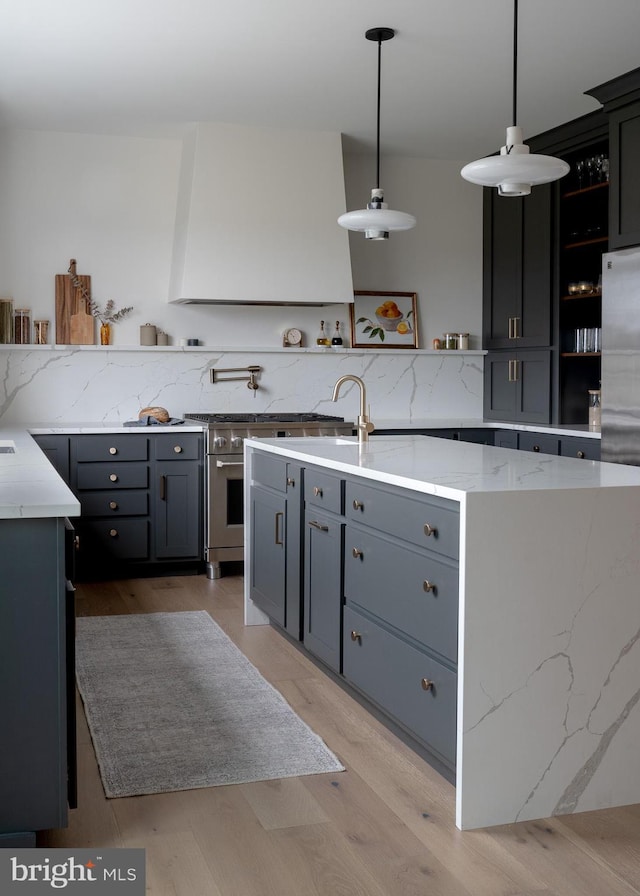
75 611 344 798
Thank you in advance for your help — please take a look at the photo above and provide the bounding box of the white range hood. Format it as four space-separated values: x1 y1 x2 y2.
169 122 354 305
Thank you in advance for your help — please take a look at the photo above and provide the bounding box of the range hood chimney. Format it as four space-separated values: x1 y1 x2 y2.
168 123 354 305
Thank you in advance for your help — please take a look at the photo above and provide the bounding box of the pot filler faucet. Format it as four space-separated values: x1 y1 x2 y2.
331 375 375 444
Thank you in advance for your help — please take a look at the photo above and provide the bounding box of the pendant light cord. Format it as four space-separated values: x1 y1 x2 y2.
512 0 518 128
375 36 382 189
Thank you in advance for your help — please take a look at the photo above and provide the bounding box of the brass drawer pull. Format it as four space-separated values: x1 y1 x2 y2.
109 446 117 455
109 501 118 510
350 630 362 643
352 499 363 510
421 678 434 691
313 486 323 497
533 445 540 452
109 473 118 482
577 450 585 459
109 528 118 538
423 580 436 593
352 548 363 559
286 477 295 486
173 445 183 454
308 520 329 532
423 523 437 537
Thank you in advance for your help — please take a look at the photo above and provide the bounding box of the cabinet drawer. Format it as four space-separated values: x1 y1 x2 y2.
76 462 149 491
252 452 288 492
345 480 459 560
73 435 149 462
80 490 149 517
81 518 149 560
518 432 559 456
344 524 458 663
305 467 343 515
559 437 601 461
343 606 457 767
154 433 202 461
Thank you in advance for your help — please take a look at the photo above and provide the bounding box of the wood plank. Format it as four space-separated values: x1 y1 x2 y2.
55 272 91 345
240 778 329 831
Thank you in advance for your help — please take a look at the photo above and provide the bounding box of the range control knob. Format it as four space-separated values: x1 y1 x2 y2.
214 436 227 449
231 437 243 449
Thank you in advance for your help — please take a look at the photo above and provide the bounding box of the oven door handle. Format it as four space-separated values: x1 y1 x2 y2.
216 460 244 467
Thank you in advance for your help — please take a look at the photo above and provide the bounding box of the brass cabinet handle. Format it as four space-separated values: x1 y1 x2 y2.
423 523 437 537
533 445 540 452
352 548 363 559
513 317 521 339
109 501 118 510
275 511 284 545
352 499 363 510
109 528 118 538
421 678 434 691
109 473 118 482
350 630 362 643
577 450 585 459
173 445 183 454
308 520 329 532
286 477 295 486
109 446 117 455
423 580 436 593
313 486 323 497
160 474 166 500
508 317 514 340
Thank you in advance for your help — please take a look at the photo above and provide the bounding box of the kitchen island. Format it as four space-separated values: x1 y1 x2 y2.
244 434 640 830
0 428 80 844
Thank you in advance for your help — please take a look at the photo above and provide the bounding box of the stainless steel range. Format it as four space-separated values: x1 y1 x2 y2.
183 412 354 579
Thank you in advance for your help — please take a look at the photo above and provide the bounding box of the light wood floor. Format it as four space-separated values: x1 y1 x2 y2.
41 573 640 896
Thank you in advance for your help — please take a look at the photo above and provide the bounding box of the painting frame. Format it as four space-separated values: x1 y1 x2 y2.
349 291 419 349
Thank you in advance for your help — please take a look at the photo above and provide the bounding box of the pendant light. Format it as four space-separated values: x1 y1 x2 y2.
338 27 416 239
461 0 569 196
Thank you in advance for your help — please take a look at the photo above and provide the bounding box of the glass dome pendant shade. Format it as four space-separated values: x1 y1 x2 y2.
460 0 569 197
338 28 416 239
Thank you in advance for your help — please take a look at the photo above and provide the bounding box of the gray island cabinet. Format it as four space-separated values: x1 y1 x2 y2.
0 429 80 845
245 434 640 830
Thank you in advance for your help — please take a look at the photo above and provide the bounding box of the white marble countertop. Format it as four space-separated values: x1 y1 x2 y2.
246 435 640 502
0 429 80 519
373 418 601 439
27 422 206 434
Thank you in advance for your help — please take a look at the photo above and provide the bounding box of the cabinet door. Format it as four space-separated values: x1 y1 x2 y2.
484 350 551 424
154 460 202 559
609 100 640 250
33 435 70 483
249 485 286 626
518 432 560 456
483 353 516 420
483 186 552 349
303 509 343 672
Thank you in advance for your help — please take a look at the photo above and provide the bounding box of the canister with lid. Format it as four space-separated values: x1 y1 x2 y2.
443 332 458 350
457 333 469 350
14 308 31 344
140 323 157 346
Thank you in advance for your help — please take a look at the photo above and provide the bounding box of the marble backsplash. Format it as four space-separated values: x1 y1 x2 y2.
0 347 484 424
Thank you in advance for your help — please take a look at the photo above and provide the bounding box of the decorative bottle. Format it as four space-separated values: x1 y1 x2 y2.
316 320 330 346
331 321 343 348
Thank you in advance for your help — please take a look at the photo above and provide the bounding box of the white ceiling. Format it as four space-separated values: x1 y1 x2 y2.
2 0 640 160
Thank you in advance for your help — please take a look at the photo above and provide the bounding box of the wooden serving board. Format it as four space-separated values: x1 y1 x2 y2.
55 261 93 345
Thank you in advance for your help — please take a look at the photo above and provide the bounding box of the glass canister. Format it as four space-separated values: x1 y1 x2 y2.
14 308 31 344
443 332 458 350
457 333 469 350
34 319 49 344
588 389 601 430
0 298 13 343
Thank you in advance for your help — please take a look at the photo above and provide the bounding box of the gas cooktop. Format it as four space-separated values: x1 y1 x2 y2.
184 412 346 424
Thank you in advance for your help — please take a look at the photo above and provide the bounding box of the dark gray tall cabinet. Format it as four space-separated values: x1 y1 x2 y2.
0 517 72 846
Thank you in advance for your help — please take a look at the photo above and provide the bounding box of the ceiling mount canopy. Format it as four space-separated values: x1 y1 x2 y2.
460 0 569 197
338 27 416 240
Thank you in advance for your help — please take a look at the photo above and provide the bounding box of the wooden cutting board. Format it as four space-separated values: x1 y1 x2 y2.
55 259 94 345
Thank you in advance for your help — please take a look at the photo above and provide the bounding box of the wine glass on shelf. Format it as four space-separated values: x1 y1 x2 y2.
574 159 585 189
585 156 595 186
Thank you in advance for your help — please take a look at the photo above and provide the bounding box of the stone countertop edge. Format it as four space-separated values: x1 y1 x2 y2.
0 429 80 519
245 435 640 502
374 418 601 439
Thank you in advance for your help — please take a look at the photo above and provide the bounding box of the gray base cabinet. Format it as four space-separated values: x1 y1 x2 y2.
484 350 552 424
0 518 71 842
34 432 204 579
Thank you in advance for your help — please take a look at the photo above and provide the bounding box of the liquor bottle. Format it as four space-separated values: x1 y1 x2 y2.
316 320 330 346
331 321 343 347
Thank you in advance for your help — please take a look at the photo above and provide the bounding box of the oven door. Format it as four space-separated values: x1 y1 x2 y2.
208 454 244 553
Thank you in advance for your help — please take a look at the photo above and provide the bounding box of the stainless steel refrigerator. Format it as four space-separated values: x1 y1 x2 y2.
601 247 640 465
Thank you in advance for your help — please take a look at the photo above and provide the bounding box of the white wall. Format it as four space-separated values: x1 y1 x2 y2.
0 126 484 423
